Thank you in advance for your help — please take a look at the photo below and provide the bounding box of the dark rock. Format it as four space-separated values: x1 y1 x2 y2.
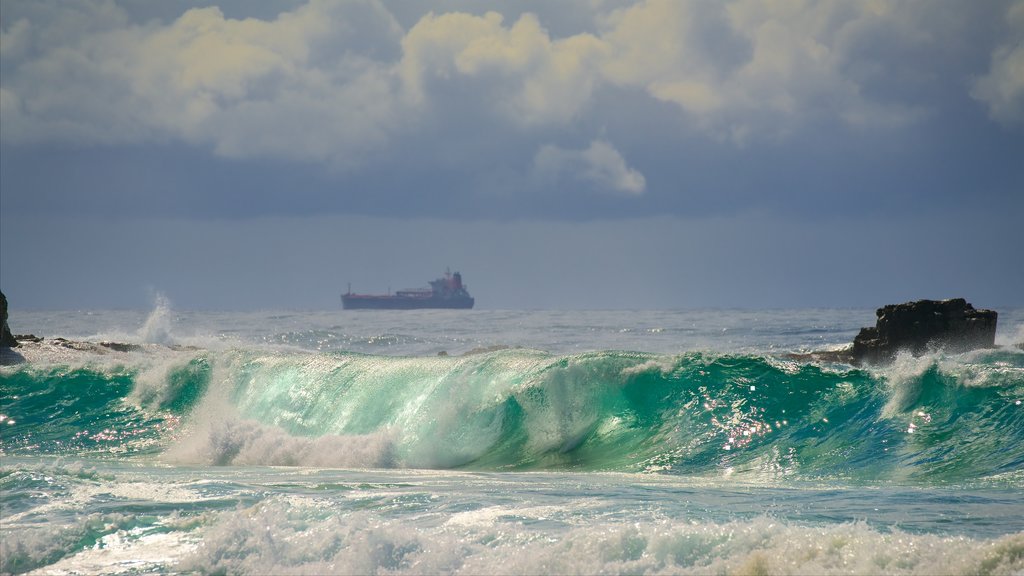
851 298 997 365
51 337 95 351
1 290 18 348
0 346 25 365
99 341 144 353
44 337 150 354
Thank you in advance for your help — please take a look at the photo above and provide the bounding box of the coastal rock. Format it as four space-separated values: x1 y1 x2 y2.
48 338 144 353
1 290 18 348
851 298 997 364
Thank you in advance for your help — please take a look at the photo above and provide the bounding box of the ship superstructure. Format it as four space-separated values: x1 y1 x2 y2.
341 270 475 310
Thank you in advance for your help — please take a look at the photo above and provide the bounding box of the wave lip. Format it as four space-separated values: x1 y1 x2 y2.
2 346 1022 482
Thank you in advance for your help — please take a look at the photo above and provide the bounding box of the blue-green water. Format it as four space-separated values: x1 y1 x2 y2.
2 308 1023 574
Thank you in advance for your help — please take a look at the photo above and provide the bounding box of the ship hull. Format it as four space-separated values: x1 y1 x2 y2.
341 295 474 310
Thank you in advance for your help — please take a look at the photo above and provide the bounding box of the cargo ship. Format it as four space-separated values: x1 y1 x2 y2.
341 270 475 310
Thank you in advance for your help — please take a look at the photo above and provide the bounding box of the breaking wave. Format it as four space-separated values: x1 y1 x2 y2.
3 346 1023 482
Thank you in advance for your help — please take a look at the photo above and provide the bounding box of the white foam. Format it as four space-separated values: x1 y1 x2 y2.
2 510 203 575
170 503 1024 576
873 348 1024 417
127 352 207 410
19 526 198 575
444 504 566 528
878 351 938 418
620 357 677 377
165 416 399 468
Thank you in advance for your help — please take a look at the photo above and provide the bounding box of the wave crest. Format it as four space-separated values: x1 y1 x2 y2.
4 347 1022 480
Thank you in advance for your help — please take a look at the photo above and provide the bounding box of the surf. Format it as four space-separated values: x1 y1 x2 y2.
3 345 1022 482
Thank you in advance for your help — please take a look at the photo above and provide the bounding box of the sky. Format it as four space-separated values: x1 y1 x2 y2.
1 0 1022 310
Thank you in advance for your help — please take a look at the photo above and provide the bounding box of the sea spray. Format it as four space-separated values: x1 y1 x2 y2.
137 293 175 346
129 355 212 412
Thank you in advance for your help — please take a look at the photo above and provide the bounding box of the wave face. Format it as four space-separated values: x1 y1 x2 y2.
0 363 192 456
3 348 1023 482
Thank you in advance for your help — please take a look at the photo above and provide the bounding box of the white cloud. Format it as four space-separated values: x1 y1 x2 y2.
533 139 645 195
0 0 407 165
971 2 1024 125
399 0 936 146
599 0 740 101
400 11 608 126
598 0 931 143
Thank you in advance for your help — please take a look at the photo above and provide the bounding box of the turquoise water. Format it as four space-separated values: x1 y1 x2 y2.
2 308 1023 574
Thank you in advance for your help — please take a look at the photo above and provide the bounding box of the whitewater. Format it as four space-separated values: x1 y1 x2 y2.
2 305 1023 575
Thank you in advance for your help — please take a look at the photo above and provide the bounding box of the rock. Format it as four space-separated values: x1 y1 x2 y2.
0 347 24 365
1 290 18 348
99 341 144 353
851 298 997 365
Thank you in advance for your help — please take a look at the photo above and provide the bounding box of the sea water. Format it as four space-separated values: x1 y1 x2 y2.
2 306 1023 575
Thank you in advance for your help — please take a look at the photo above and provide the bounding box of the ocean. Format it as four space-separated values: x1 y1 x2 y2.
2 304 1023 575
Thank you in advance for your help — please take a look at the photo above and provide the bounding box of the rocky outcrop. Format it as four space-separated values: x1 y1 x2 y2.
1 290 18 348
851 298 997 365
43 338 142 352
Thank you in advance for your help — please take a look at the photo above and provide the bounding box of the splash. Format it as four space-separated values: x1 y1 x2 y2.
137 293 175 345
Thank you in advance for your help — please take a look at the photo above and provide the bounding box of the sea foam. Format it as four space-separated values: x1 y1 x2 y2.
172 502 1024 576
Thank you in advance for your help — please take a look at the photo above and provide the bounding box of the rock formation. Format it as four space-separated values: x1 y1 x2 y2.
851 298 997 364
1 290 18 348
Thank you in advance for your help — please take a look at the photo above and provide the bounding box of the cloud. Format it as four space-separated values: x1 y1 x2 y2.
400 11 608 126
599 0 744 112
533 139 645 195
0 0 1018 176
0 0 407 165
0 18 31 62
971 2 1024 125
598 0 937 143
